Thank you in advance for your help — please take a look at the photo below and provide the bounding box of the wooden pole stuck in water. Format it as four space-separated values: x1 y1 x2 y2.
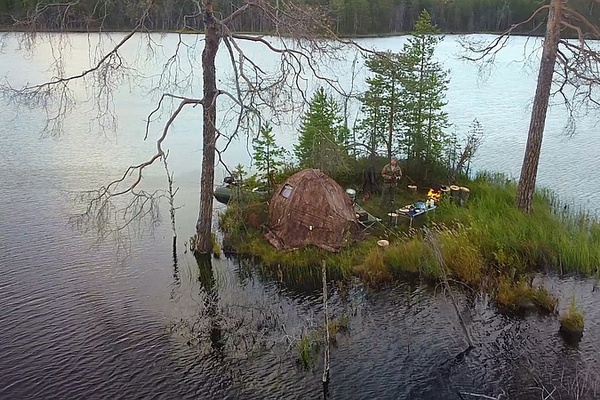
321 260 330 393
163 154 178 263
424 229 474 350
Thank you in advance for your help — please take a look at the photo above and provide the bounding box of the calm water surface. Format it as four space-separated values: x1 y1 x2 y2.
1 33 599 399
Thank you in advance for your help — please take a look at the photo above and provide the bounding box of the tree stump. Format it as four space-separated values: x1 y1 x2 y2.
459 187 470 204
450 185 461 202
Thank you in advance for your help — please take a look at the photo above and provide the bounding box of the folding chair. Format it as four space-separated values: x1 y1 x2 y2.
354 203 383 232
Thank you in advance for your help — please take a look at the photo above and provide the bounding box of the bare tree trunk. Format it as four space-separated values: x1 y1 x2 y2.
516 0 562 213
387 83 394 159
196 0 220 253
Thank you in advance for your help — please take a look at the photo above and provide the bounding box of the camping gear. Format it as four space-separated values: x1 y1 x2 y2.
397 202 437 229
354 203 383 232
346 188 357 203
387 212 399 227
214 186 233 205
265 169 362 252
361 165 380 196
213 185 270 205
356 211 369 222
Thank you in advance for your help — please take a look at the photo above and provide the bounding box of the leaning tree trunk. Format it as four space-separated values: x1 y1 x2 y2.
196 1 220 253
516 0 562 213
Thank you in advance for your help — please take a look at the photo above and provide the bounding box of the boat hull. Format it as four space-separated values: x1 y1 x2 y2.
214 186 232 205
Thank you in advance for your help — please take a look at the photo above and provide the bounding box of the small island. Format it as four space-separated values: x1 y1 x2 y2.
209 14 597 344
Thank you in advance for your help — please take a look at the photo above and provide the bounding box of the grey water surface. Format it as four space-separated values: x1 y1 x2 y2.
1 33 599 400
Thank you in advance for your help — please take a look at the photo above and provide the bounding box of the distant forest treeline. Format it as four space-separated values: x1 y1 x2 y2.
0 0 597 36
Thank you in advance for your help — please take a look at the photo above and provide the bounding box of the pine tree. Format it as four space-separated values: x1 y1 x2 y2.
294 87 350 176
356 51 404 159
399 10 450 178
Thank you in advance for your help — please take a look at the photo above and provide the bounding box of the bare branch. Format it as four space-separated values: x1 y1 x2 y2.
460 5 550 62
560 20 585 50
12 20 139 94
562 6 600 38
221 3 251 26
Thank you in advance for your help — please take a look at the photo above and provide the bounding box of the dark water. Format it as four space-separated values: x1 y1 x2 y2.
2 34 600 400
2 176 600 400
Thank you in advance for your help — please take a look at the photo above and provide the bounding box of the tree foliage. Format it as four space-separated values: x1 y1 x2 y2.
445 119 484 181
2 0 599 37
355 10 451 181
356 51 404 159
398 10 450 177
294 87 350 176
252 123 287 186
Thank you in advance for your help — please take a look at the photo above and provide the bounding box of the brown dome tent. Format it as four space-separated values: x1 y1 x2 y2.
265 169 362 252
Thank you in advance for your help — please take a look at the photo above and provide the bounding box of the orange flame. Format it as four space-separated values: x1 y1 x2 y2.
427 189 441 200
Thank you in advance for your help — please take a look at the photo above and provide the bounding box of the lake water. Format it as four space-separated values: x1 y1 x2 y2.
1 32 599 399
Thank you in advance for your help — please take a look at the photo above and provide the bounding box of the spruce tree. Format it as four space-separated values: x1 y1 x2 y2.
252 123 286 187
294 88 349 176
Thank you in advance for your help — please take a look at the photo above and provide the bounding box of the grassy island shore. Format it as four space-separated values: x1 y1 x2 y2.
217 172 599 321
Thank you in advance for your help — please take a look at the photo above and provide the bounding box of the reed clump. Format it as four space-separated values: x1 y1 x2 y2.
296 333 319 370
436 225 484 287
434 172 600 276
353 247 393 286
496 276 557 313
211 234 221 258
295 315 349 369
559 298 584 342
383 237 440 280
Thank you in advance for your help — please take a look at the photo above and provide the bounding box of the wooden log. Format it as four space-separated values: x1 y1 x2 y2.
460 187 470 203
450 185 460 201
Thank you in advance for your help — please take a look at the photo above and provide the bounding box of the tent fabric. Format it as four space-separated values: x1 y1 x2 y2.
265 169 362 252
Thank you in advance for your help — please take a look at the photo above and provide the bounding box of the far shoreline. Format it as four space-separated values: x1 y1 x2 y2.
0 26 548 40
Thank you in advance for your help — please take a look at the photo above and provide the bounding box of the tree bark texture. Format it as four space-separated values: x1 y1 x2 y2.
516 0 562 212
196 0 220 253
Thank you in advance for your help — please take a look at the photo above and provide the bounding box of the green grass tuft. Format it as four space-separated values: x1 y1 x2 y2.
211 234 221 258
559 298 584 340
496 276 557 313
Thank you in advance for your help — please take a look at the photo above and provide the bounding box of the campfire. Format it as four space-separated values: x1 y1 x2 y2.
427 188 442 201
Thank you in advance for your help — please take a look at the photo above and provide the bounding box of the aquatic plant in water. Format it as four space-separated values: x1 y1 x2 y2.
559 297 584 343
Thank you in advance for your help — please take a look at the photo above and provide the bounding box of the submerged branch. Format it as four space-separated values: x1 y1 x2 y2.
425 228 474 350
